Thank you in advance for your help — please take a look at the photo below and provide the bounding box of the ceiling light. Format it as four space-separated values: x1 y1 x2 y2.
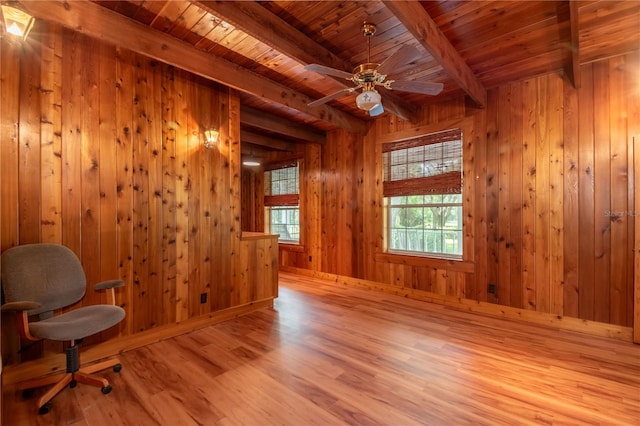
242 159 261 167
355 90 381 111
1 5 35 40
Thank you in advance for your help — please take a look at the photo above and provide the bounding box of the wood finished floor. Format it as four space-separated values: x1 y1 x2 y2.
3 272 640 425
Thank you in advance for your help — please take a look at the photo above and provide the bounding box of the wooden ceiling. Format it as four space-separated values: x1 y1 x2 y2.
17 1 640 150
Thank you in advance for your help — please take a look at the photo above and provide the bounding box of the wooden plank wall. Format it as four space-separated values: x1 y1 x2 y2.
0 23 277 363
275 52 639 328
241 168 264 233
320 130 363 277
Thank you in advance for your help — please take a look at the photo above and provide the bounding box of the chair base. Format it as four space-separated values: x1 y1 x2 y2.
18 357 121 414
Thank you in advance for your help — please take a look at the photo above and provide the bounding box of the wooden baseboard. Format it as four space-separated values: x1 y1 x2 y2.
2 297 275 386
281 266 633 342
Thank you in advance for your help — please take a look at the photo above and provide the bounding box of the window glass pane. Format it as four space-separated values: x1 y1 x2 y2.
407 146 423 163
407 195 425 205
390 149 406 165
424 145 442 172
443 206 462 230
406 229 423 251
444 194 462 203
423 159 441 177
391 164 407 181
270 206 300 243
408 162 423 179
399 207 423 228
443 231 462 255
425 194 442 204
423 207 436 229
391 228 407 251
265 163 299 196
424 230 441 252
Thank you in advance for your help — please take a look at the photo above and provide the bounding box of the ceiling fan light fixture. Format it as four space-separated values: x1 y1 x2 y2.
355 90 381 111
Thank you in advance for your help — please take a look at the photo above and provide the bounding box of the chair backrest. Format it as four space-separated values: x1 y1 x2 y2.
1 244 86 316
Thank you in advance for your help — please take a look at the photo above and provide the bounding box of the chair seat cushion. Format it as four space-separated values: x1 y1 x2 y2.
29 305 126 341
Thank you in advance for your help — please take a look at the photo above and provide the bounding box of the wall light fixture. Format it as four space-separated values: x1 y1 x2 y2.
1 5 35 41
204 129 219 148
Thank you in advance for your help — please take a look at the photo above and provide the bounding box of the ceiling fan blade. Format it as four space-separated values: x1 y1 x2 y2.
304 64 353 80
369 103 385 117
377 45 422 76
387 80 444 96
308 88 355 108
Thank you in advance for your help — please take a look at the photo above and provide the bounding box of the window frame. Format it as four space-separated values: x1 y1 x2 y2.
263 159 303 246
381 127 465 261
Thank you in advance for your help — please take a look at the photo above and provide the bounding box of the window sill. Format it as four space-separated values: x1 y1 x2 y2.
278 243 305 253
375 252 474 273
241 232 280 241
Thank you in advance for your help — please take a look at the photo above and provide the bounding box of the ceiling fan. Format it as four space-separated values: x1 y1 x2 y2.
305 22 444 117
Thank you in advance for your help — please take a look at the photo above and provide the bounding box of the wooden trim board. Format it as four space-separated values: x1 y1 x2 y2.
281 267 633 342
631 80 640 342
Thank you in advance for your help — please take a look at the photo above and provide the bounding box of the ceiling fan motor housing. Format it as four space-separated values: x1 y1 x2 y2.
352 63 386 87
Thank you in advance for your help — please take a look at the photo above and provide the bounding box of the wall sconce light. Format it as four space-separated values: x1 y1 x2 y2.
1 5 35 41
203 129 219 148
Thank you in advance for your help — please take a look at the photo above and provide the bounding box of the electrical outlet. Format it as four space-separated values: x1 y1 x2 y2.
487 283 497 294
200 293 207 304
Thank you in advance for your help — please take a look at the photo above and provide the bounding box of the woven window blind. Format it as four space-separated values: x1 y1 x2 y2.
382 129 462 197
264 161 300 207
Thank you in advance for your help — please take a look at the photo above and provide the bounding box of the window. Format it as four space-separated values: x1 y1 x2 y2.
264 161 300 243
383 129 463 258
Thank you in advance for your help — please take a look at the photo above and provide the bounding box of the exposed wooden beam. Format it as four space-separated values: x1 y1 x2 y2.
240 129 296 152
567 0 581 89
195 0 419 122
241 106 326 144
383 0 486 108
19 0 367 133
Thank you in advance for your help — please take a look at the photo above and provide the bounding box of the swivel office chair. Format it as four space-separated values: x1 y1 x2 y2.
1 243 126 414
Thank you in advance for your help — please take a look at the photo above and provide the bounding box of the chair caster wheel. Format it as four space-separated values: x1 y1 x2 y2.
101 385 112 395
38 402 53 415
69 380 77 388
22 388 35 399
113 364 122 373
